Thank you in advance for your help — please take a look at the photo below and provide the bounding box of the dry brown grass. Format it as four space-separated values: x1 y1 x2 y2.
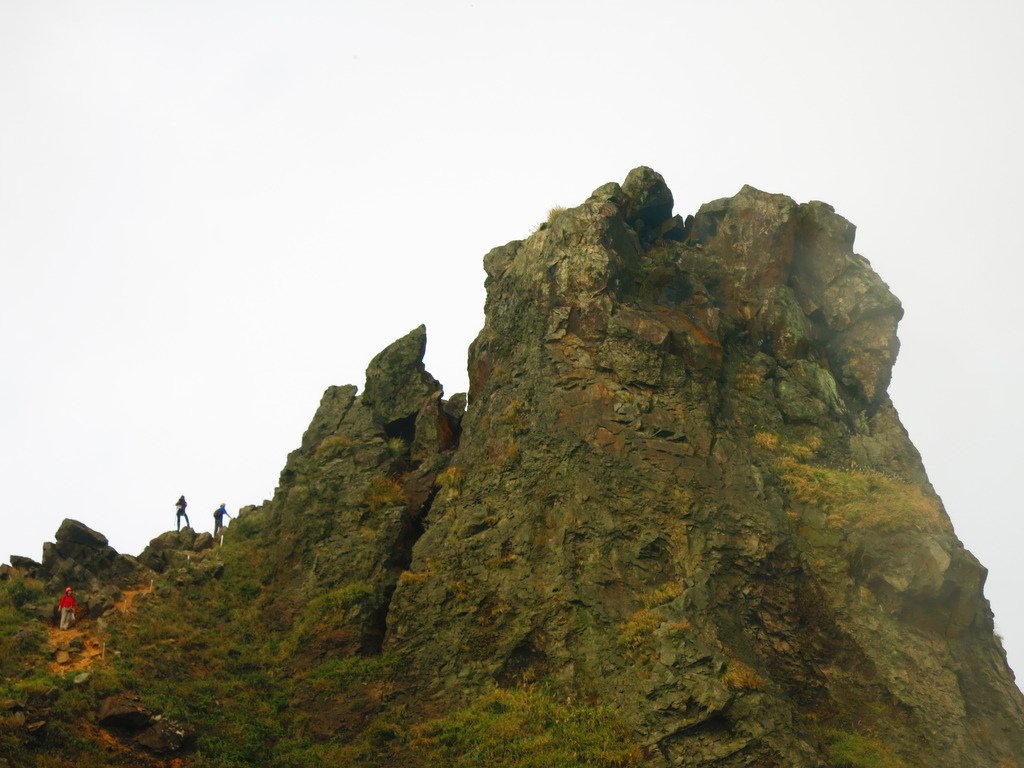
398 570 431 586
779 458 946 533
314 434 353 461
498 398 530 434
722 659 766 691
618 608 660 657
641 582 683 608
386 437 408 457
363 474 406 511
436 466 464 494
546 206 567 226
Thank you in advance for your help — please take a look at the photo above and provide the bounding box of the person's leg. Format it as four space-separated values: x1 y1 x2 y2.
60 607 69 630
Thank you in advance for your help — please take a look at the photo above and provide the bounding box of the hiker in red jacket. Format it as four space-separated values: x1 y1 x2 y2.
58 587 77 630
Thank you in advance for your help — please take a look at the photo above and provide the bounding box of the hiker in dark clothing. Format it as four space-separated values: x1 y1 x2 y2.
176 495 190 531
213 503 231 536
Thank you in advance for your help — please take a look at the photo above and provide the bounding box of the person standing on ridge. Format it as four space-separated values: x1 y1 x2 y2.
176 495 190 531
58 587 77 630
213 503 231 536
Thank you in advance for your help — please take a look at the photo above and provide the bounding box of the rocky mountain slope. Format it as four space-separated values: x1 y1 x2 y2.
3 168 1022 767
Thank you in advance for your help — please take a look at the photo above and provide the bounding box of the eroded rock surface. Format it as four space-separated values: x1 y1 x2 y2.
249 168 1024 767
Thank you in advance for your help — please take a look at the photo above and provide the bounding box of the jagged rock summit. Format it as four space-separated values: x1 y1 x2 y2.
250 167 1024 766
4 168 1022 767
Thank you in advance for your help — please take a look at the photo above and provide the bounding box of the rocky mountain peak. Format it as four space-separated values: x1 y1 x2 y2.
473 168 900 413
4 168 1021 768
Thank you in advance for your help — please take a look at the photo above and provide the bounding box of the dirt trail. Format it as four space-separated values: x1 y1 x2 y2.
46 584 154 675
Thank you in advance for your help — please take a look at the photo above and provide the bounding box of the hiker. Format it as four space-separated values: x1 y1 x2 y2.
176 495 190 531
213 503 231 536
58 587 77 630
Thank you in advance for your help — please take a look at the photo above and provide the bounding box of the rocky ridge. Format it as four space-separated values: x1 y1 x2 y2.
4 167 1023 767
252 167 1023 766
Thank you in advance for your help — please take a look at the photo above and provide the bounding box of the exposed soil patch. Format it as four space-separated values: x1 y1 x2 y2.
45 584 154 675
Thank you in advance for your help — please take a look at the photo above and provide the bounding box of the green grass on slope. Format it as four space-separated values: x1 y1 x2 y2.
0 576 46 759
0 576 123 767
105 508 297 767
408 688 644 768
827 731 911 768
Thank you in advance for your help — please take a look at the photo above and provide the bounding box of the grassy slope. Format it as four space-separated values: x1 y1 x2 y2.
1 507 645 768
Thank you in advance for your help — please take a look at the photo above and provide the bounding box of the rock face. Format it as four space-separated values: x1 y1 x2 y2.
7 519 154 626
139 528 215 573
256 168 1024 766
98 695 191 754
36 519 142 589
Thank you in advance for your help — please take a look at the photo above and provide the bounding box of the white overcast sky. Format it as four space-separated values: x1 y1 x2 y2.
2 1 1022 678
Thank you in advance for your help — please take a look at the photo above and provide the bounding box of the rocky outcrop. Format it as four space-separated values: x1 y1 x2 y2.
7 519 148 622
34 519 144 592
298 168 1020 767
98 694 192 754
139 528 215 573
255 325 464 662
362 324 443 428
4 520 152 626
7 556 40 575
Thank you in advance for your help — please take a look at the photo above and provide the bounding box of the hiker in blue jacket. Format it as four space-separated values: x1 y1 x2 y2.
213 503 231 536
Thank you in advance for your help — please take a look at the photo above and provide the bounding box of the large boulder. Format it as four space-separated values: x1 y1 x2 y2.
98 694 192 754
139 529 214 573
98 694 151 730
9 555 42 576
55 519 108 549
362 325 442 427
37 519 143 593
620 165 674 232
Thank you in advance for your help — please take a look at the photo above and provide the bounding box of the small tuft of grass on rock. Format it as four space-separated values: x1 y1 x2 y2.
618 609 661 660
534 206 568 233
641 581 683 608
436 466 464 495
364 474 406 511
386 437 409 458
314 434 354 461
398 570 431 586
722 659 766 691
